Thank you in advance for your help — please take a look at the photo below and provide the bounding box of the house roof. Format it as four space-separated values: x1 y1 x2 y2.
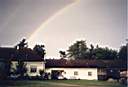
0 47 43 61
45 59 127 68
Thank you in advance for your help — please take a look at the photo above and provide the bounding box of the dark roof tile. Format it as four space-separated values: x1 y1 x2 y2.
45 59 126 68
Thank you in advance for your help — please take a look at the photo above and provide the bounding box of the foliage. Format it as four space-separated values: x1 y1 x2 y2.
39 69 44 76
33 45 46 58
5 59 12 77
0 60 11 80
94 47 118 60
15 60 27 78
118 44 127 61
67 40 89 59
0 62 7 80
13 39 28 78
67 40 118 60
15 38 28 50
59 51 66 58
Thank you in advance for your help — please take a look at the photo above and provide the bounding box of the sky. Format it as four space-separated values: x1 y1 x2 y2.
0 0 75 45
0 0 127 58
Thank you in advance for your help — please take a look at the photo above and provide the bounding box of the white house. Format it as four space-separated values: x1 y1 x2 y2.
45 59 98 80
11 61 45 77
10 48 45 77
46 68 98 80
0 47 45 77
45 59 127 80
0 47 126 80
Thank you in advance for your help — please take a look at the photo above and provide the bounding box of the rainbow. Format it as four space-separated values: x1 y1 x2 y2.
28 0 79 47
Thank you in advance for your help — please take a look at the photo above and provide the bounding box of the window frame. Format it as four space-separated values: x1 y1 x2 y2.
88 71 92 76
74 71 78 76
30 66 37 73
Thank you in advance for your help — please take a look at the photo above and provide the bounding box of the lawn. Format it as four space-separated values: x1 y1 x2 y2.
0 80 126 87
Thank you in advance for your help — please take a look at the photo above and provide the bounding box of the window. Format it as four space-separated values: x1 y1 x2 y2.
88 72 92 76
74 71 78 75
30 66 37 73
64 72 66 74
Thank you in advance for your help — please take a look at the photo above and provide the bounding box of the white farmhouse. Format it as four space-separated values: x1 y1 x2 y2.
0 47 45 77
45 59 127 80
45 59 98 80
11 61 45 77
11 48 45 77
0 47 126 80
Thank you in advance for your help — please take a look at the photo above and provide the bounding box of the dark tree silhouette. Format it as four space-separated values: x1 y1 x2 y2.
89 44 95 59
67 40 118 60
14 38 28 78
0 60 11 80
118 44 127 61
15 60 27 78
94 47 118 60
33 45 46 59
59 51 66 58
15 38 28 50
67 40 89 59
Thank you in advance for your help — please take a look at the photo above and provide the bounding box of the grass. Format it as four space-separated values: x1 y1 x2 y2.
0 80 126 87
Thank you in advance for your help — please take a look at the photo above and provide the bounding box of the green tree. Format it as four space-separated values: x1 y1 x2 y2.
14 39 28 78
0 61 10 80
67 40 118 60
89 44 95 59
94 47 118 60
0 58 12 80
15 60 27 78
118 44 127 61
33 45 46 59
67 40 89 59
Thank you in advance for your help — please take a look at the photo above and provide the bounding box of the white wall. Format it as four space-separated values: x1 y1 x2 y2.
11 61 45 76
46 68 98 80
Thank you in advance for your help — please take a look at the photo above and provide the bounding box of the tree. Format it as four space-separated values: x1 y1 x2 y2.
0 60 11 80
118 44 127 61
94 47 118 60
67 40 89 59
33 45 46 59
15 38 28 50
14 38 28 78
67 40 118 60
59 51 66 58
89 44 95 59
15 60 27 78
5 59 12 78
